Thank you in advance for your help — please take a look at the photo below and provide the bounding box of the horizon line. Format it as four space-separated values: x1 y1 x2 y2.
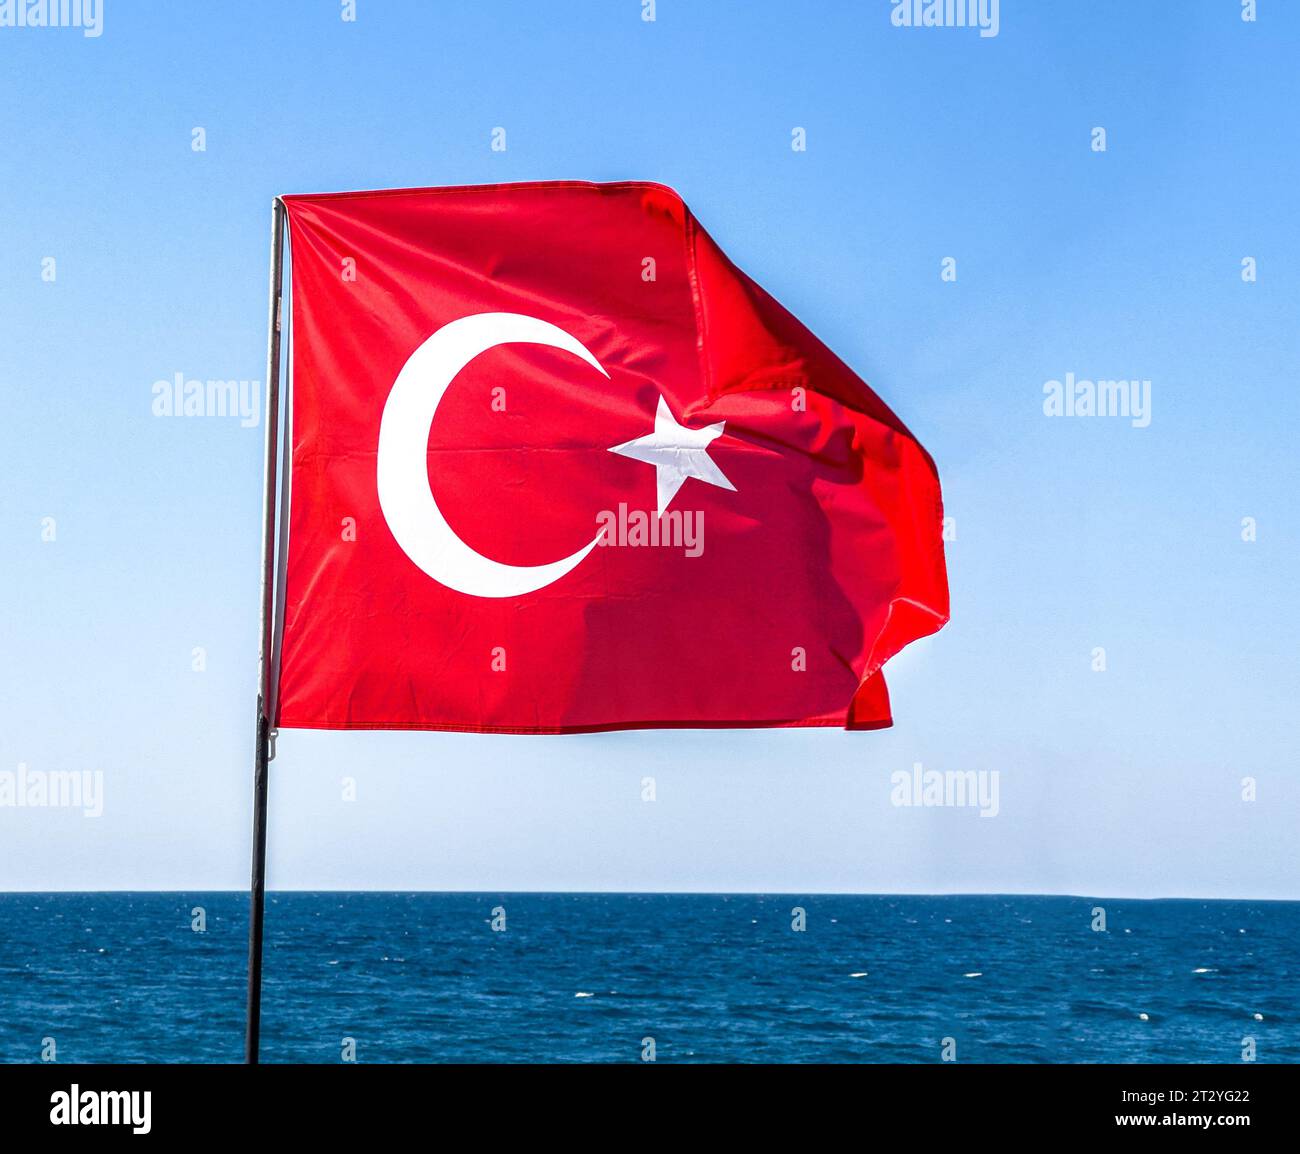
1 888 1296 903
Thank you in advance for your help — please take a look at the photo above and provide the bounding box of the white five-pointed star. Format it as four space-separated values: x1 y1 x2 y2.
608 394 736 515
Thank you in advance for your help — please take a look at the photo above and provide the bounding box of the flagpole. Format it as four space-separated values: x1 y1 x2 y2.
246 196 286 1065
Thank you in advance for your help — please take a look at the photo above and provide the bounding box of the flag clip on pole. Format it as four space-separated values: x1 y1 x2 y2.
246 197 286 1065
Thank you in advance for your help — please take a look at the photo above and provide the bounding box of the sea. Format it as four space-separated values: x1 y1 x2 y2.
1 893 1296 1063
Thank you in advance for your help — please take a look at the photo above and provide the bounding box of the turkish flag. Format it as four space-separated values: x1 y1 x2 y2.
274 182 948 733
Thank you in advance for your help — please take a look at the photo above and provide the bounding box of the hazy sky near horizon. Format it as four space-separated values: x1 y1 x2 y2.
1 2 1297 898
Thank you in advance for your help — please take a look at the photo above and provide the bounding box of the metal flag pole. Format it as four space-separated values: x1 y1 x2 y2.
246 196 286 1065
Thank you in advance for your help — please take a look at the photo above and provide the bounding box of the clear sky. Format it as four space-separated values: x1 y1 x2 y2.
1 1 1296 897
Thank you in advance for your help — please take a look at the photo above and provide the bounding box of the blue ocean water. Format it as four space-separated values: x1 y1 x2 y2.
0 893 1295 1063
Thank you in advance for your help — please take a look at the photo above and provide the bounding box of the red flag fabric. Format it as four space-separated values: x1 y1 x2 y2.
275 182 948 733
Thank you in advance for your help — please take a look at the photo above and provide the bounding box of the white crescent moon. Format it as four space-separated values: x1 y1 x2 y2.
377 312 608 598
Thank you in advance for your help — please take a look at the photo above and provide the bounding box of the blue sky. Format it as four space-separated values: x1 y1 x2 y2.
1 1 1296 897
